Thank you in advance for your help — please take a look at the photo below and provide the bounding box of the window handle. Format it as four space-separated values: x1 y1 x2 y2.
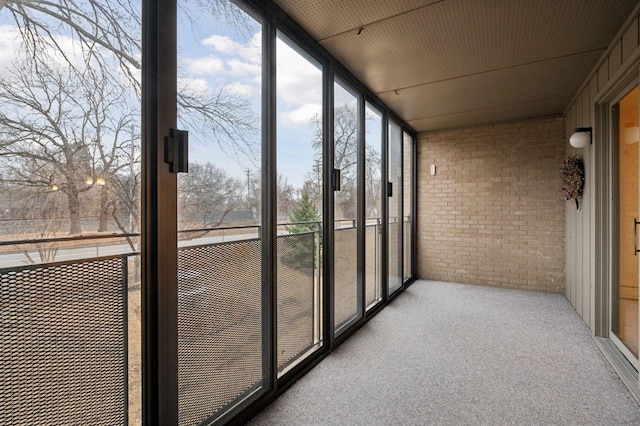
164 128 189 173
332 168 340 191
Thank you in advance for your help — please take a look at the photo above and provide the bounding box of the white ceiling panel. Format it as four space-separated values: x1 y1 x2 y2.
377 50 603 128
273 0 440 41
272 0 638 132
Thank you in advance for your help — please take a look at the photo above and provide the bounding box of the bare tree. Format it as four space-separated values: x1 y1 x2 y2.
2 0 260 155
0 56 135 234
364 139 381 219
311 104 358 218
310 106 383 220
0 174 64 263
277 175 296 221
178 162 242 231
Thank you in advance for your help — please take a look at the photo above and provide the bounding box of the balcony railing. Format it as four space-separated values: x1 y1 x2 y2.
0 217 409 424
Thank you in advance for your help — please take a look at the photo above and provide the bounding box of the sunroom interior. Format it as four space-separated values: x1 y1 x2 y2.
2 0 640 424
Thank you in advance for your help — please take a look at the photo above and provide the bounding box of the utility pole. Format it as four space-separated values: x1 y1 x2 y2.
245 168 251 206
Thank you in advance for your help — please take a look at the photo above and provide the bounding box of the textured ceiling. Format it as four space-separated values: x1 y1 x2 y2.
273 0 639 132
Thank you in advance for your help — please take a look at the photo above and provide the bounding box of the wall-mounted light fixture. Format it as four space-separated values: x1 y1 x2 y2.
569 127 592 149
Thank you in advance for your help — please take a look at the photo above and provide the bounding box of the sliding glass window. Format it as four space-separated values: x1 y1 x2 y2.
403 131 414 282
275 33 323 377
176 3 266 424
365 103 383 309
333 79 361 333
388 120 403 295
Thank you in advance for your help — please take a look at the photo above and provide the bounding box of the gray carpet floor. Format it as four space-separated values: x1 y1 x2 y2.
250 280 640 425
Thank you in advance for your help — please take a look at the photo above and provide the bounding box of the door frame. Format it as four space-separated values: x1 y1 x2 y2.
594 65 640 389
608 81 640 370
141 0 179 423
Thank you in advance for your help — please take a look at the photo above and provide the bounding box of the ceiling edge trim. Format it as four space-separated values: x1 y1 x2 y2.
404 95 573 122
564 1 640 116
413 113 564 135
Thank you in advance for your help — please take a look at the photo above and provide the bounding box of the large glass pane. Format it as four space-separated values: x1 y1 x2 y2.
334 79 360 333
276 33 323 376
176 4 264 424
613 85 639 361
403 131 413 282
0 2 141 424
388 121 403 295
365 103 383 309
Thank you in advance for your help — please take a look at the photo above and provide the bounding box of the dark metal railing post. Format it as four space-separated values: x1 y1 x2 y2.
122 255 129 426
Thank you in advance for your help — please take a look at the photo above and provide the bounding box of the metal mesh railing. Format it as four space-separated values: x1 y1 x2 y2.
0 217 391 424
403 216 412 282
0 257 127 425
276 231 320 375
365 223 382 309
177 238 263 426
334 227 358 330
388 221 403 295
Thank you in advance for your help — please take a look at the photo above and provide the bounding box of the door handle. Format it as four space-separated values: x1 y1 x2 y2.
634 218 640 256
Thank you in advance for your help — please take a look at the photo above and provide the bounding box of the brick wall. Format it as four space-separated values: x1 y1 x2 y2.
417 116 566 292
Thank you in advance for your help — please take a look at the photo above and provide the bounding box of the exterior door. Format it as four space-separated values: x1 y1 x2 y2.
612 84 640 370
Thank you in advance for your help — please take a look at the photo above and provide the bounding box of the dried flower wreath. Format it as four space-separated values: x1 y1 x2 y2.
560 155 584 210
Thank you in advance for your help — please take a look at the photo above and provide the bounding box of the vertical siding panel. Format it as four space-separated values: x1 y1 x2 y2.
576 196 583 317
565 105 572 304
575 93 584 317
582 86 591 326
598 58 609 90
622 15 639 62
610 41 623 78
567 104 576 307
565 4 640 331
589 75 599 329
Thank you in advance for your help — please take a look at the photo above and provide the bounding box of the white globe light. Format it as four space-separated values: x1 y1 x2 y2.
569 128 591 149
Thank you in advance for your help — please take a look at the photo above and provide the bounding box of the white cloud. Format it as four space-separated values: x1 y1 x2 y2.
184 56 224 75
177 76 210 95
0 25 19 66
202 32 261 65
0 23 114 75
227 58 260 77
224 81 255 97
280 103 322 126
242 32 262 64
202 34 236 54
178 30 262 88
276 38 323 126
